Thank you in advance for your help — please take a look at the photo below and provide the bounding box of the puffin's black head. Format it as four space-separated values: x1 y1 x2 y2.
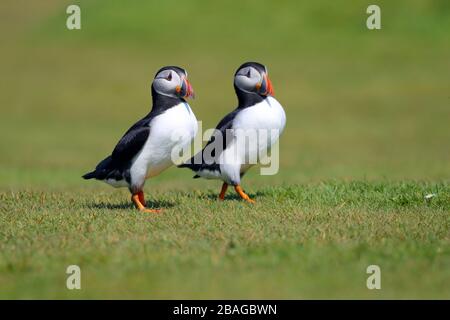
152 66 195 100
234 62 274 97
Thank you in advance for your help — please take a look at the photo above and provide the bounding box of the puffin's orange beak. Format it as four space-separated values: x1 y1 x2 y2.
257 73 274 96
177 78 195 99
186 78 195 99
265 74 274 96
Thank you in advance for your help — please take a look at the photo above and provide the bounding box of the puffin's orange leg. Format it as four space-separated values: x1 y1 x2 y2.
234 185 255 204
218 182 228 200
137 191 146 206
131 193 161 213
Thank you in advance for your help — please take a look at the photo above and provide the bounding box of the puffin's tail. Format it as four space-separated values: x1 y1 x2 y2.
177 162 200 170
178 154 221 179
178 156 203 179
82 171 96 180
82 155 115 180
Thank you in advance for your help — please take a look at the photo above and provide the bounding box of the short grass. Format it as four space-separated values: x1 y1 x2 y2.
0 0 449 299
1 181 449 299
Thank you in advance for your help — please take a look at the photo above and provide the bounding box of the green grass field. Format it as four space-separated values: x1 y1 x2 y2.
0 0 449 299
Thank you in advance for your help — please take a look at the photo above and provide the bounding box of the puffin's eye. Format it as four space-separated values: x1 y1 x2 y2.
246 69 251 78
167 72 172 81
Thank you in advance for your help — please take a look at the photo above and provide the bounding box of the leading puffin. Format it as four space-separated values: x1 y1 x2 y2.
179 62 286 203
83 66 197 212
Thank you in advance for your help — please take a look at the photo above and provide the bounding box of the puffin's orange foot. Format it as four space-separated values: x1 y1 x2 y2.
132 193 161 213
234 185 255 204
244 197 256 204
139 207 162 214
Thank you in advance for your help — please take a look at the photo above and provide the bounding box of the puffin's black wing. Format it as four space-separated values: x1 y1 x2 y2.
179 108 240 172
111 126 150 164
83 116 152 180
204 109 239 151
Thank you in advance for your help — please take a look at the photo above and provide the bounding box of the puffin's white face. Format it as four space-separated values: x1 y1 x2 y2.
152 68 194 99
234 64 274 96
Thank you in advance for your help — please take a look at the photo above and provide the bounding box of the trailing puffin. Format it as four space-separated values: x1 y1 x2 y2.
179 62 286 203
83 66 197 212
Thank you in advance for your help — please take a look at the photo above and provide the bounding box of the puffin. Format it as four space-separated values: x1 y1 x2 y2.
83 66 197 213
179 62 286 203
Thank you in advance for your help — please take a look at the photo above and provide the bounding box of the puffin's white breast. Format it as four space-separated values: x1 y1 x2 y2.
228 96 286 163
131 102 198 181
209 97 285 183
233 96 286 133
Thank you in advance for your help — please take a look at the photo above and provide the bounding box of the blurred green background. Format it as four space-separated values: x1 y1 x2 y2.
0 0 449 299
0 0 449 189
